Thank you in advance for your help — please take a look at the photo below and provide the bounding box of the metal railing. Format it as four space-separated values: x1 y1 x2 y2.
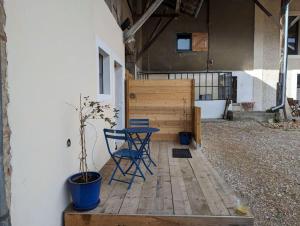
137 71 233 101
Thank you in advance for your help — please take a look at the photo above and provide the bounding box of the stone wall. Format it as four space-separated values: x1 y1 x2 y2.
0 0 11 208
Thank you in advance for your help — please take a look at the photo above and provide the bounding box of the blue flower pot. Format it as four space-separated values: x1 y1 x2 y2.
68 171 102 211
179 132 192 145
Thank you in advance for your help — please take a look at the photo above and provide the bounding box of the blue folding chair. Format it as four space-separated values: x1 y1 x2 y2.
129 118 156 167
129 118 150 127
103 128 145 189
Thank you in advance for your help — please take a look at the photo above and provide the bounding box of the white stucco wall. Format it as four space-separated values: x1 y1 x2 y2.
251 1 300 111
232 71 254 103
286 69 300 100
5 1 125 226
195 100 226 119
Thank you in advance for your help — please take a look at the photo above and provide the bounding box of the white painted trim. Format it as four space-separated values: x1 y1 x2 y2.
288 55 300 59
290 11 300 16
95 36 125 103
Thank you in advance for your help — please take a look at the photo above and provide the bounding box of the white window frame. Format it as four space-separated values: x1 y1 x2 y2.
95 37 125 103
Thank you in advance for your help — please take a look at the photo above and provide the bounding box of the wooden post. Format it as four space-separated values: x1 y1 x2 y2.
194 107 201 146
125 70 133 128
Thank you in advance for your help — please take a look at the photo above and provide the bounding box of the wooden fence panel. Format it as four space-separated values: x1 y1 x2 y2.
127 80 193 141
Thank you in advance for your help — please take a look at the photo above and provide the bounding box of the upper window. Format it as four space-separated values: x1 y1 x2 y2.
176 33 192 51
288 16 299 55
98 48 110 95
99 52 104 94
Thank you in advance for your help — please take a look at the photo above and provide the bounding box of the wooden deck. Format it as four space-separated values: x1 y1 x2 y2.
65 142 254 226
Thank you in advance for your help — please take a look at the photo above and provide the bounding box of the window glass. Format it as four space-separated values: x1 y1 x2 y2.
288 16 299 55
99 52 104 94
176 33 192 51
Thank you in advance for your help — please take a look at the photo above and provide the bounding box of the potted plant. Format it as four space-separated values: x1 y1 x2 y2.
179 98 192 145
67 95 118 211
241 102 255 111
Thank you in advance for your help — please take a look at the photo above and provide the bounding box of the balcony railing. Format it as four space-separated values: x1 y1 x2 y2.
137 71 233 101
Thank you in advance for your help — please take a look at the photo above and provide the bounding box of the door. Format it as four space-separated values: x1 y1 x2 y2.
114 61 124 129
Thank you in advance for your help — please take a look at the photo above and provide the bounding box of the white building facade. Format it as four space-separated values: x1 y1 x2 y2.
5 1 125 225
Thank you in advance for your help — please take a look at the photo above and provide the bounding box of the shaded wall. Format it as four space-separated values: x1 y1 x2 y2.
141 3 208 71
0 0 11 219
140 0 254 71
209 0 254 70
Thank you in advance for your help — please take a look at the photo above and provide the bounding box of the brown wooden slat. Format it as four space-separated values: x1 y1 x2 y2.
64 214 254 226
127 80 194 142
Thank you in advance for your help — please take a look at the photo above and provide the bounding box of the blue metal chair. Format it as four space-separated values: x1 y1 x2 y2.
103 128 145 189
129 118 150 127
129 118 156 168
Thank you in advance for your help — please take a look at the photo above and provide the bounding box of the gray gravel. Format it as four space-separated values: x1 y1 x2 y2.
201 120 300 226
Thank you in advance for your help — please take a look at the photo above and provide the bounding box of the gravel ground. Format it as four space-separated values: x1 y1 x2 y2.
201 120 300 226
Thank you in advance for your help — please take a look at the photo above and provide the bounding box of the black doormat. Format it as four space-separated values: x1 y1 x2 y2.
172 148 192 158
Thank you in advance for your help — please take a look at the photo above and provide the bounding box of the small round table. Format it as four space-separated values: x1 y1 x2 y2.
125 127 160 174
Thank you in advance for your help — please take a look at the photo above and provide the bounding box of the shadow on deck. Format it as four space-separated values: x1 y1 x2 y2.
64 141 254 226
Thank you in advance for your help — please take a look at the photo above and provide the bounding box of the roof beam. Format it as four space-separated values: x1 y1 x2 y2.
134 13 179 18
253 0 272 17
194 0 205 18
289 15 300 29
124 0 164 42
175 0 181 14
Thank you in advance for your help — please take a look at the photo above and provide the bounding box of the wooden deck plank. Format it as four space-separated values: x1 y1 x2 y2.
168 142 194 215
118 142 154 214
188 149 229 216
194 150 242 216
178 157 211 215
95 158 132 213
153 142 173 215
137 142 160 214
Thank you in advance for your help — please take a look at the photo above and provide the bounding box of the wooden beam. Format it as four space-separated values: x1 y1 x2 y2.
194 0 205 18
126 0 133 17
124 0 164 42
65 213 254 226
136 17 175 61
289 16 300 29
0 33 6 42
175 0 181 14
134 13 179 18
253 0 272 17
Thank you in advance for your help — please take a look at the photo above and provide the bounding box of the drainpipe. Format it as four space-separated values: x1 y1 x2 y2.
271 2 289 112
0 41 11 226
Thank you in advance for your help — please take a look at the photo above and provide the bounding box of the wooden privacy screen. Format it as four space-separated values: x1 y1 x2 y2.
126 80 194 141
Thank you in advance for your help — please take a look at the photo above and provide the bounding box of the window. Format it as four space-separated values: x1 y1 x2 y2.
99 52 104 94
176 33 192 51
98 48 110 96
232 76 237 103
288 16 299 55
297 74 300 89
